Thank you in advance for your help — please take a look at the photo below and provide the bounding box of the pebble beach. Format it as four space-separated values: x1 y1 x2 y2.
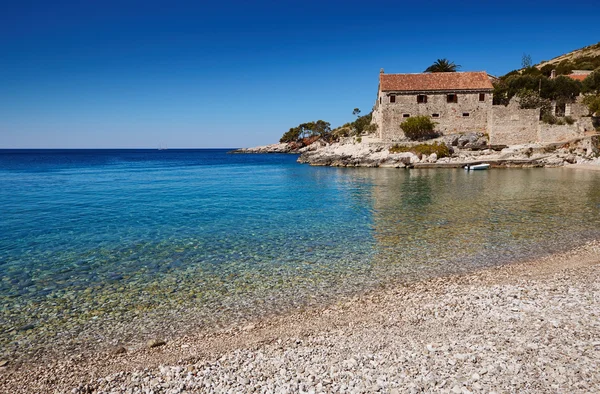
2 240 599 393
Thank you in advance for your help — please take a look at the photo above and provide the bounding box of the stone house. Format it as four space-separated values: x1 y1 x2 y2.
372 70 494 141
549 69 592 117
372 69 592 144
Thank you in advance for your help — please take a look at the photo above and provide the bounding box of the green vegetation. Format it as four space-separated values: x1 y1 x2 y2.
493 74 582 119
541 113 566 125
400 116 438 141
389 142 450 158
581 68 600 116
424 59 460 73
583 68 600 94
280 120 332 143
547 56 600 77
583 95 600 116
331 110 376 138
280 108 378 144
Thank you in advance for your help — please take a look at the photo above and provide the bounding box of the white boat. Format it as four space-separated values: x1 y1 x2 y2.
464 163 490 171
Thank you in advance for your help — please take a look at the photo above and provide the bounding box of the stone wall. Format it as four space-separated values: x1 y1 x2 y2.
539 124 582 143
375 91 492 141
568 102 589 118
489 101 540 145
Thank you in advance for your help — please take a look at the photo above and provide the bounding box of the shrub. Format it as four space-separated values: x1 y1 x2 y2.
389 142 450 158
541 113 558 124
364 123 378 133
400 116 438 141
583 94 600 115
565 116 575 125
582 67 600 94
356 137 362 143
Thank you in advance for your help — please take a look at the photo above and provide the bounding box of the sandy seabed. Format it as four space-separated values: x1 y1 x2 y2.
2 239 600 393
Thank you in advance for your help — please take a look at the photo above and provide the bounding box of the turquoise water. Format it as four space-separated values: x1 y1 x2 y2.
2 149 600 361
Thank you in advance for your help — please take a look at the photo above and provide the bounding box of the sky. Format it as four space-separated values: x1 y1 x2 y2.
1 0 599 148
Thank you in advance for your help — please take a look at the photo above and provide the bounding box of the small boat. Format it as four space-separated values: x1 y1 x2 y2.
464 163 490 171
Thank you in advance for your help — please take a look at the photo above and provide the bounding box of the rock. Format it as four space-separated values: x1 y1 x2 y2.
0 360 8 367
110 346 127 355
147 339 167 348
565 154 577 164
19 323 35 331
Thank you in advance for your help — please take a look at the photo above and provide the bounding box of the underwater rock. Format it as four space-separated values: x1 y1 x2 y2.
110 346 127 355
147 339 166 348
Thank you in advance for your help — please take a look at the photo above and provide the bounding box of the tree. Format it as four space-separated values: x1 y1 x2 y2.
515 89 551 118
550 76 582 102
582 68 600 94
400 116 438 141
424 59 460 73
540 64 555 77
279 120 332 143
583 95 600 116
522 53 532 69
280 126 302 143
352 108 361 117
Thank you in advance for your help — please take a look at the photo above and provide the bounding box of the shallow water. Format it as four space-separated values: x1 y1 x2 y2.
2 149 600 361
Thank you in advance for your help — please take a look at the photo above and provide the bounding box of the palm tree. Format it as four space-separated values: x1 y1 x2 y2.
424 59 461 73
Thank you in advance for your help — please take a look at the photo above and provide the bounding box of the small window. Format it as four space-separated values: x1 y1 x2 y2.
417 94 427 103
479 93 485 102
379 97 382 104
463 112 470 117
447 94 458 103
390 95 396 103
403 114 410 118
432 113 440 118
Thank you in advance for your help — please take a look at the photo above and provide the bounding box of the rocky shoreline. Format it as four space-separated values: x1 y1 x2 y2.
233 133 600 169
2 241 600 393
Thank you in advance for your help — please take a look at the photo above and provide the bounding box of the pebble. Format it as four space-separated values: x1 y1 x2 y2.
6 242 600 393
147 339 167 348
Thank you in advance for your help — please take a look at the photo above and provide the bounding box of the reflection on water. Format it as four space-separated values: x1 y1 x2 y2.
1 150 600 361
366 168 600 280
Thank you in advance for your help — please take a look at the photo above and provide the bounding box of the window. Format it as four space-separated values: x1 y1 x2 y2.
379 97 382 104
447 94 458 103
390 95 396 103
479 93 485 102
403 114 410 118
417 94 427 103
432 113 440 118
463 112 470 117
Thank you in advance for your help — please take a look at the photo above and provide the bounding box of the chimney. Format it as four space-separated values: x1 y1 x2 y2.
550 69 556 79
380 68 384 74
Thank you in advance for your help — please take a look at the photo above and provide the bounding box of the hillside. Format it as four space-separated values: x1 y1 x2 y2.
535 41 600 71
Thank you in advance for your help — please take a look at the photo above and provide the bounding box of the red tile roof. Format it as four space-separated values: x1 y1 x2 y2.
566 74 588 81
380 72 494 92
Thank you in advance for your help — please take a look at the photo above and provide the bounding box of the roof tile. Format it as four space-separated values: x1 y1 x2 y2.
380 72 494 92
566 74 588 81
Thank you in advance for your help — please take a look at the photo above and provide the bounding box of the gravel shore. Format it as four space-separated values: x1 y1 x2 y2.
2 241 600 393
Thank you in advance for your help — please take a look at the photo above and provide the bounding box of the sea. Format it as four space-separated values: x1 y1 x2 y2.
2 149 600 361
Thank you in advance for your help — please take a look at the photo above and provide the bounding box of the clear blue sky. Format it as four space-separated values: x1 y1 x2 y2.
1 0 599 148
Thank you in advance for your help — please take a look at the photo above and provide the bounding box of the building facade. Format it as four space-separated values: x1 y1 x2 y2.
372 70 495 141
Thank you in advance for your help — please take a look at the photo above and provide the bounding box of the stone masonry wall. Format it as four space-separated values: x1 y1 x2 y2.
569 101 589 119
376 91 492 141
489 101 540 145
539 124 582 143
